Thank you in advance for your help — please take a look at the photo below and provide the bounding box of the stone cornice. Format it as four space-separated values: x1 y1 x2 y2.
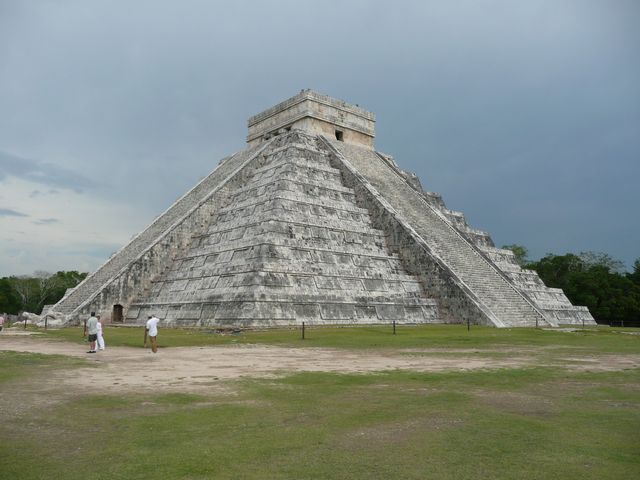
248 90 375 127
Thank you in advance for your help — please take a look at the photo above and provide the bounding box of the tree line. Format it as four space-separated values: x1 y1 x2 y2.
0 271 87 315
503 246 640 326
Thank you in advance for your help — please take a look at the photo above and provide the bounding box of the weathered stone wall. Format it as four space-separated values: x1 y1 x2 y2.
52 91 594 329
321 138 503 327
478 245 596 325
295 118 374 148
126 131 438 327
323 136 552 328
247 90 375 148
361 145 595 326
50 141 274 324
75 201 219 323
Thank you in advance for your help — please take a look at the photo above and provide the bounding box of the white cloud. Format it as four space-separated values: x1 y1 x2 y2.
0 177 150 275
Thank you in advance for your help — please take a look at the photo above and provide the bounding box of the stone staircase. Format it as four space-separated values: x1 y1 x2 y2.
47 87 593 329
324 137 551 327
51 143 265 316
360 146 594 326
479 245 595 325
126 132 438 326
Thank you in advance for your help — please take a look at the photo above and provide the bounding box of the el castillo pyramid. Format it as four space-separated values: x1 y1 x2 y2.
49 90 595 328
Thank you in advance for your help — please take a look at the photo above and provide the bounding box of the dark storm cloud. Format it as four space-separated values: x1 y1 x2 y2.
0 0 638 273
0 150 95 193
0 208 28 217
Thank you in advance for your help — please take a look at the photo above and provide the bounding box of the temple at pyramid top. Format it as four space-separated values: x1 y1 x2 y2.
247 90 376 148
47 90 595 329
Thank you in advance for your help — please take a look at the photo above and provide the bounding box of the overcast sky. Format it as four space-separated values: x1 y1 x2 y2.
1 0 638 276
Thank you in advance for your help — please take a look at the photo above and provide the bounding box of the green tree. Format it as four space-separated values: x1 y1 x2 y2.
628 258 640 286
44 271 87 307
0 278 21 314
9 276 40 313
527 253 584 289
6 270 87 314
528 252 640 325
578 251 625 273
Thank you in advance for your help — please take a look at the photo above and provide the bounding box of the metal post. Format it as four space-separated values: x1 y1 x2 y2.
302 321 305 340
24 315 27 330
467 317 470 332
44 315 48 331
393 320 396 335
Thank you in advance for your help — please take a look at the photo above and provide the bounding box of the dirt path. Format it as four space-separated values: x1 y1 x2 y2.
1 331 639 394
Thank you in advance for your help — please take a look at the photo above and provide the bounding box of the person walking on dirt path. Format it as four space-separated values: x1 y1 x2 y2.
0 313 4 333
84 312 99 353
96 315 105 351
144 315 160 353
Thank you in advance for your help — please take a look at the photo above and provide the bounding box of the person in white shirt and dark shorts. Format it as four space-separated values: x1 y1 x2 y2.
144 315 160 353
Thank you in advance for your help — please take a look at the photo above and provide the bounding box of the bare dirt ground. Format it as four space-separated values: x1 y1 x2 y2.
1 330 639 395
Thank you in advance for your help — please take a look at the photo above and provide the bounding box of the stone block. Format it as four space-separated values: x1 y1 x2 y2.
320 304 356 320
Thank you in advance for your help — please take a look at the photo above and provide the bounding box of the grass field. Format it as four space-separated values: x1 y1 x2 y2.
1 326 639 479
40 323 640 353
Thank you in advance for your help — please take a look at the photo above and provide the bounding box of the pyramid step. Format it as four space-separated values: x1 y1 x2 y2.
327 138 546 328
49 92 591 328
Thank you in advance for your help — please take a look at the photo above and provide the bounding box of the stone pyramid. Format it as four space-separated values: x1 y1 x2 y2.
50 90 595 328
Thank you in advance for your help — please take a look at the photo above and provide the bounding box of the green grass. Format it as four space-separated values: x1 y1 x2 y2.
2 327 639 479
1 349 638 479
38 323 640 354
0 350 89 384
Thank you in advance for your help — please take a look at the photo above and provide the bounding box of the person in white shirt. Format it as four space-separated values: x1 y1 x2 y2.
96 315 105 351
144 315 160 353
83 312 99 353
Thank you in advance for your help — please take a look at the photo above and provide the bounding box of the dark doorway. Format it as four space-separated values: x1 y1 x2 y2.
335 130 344 141
112 304 124 323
